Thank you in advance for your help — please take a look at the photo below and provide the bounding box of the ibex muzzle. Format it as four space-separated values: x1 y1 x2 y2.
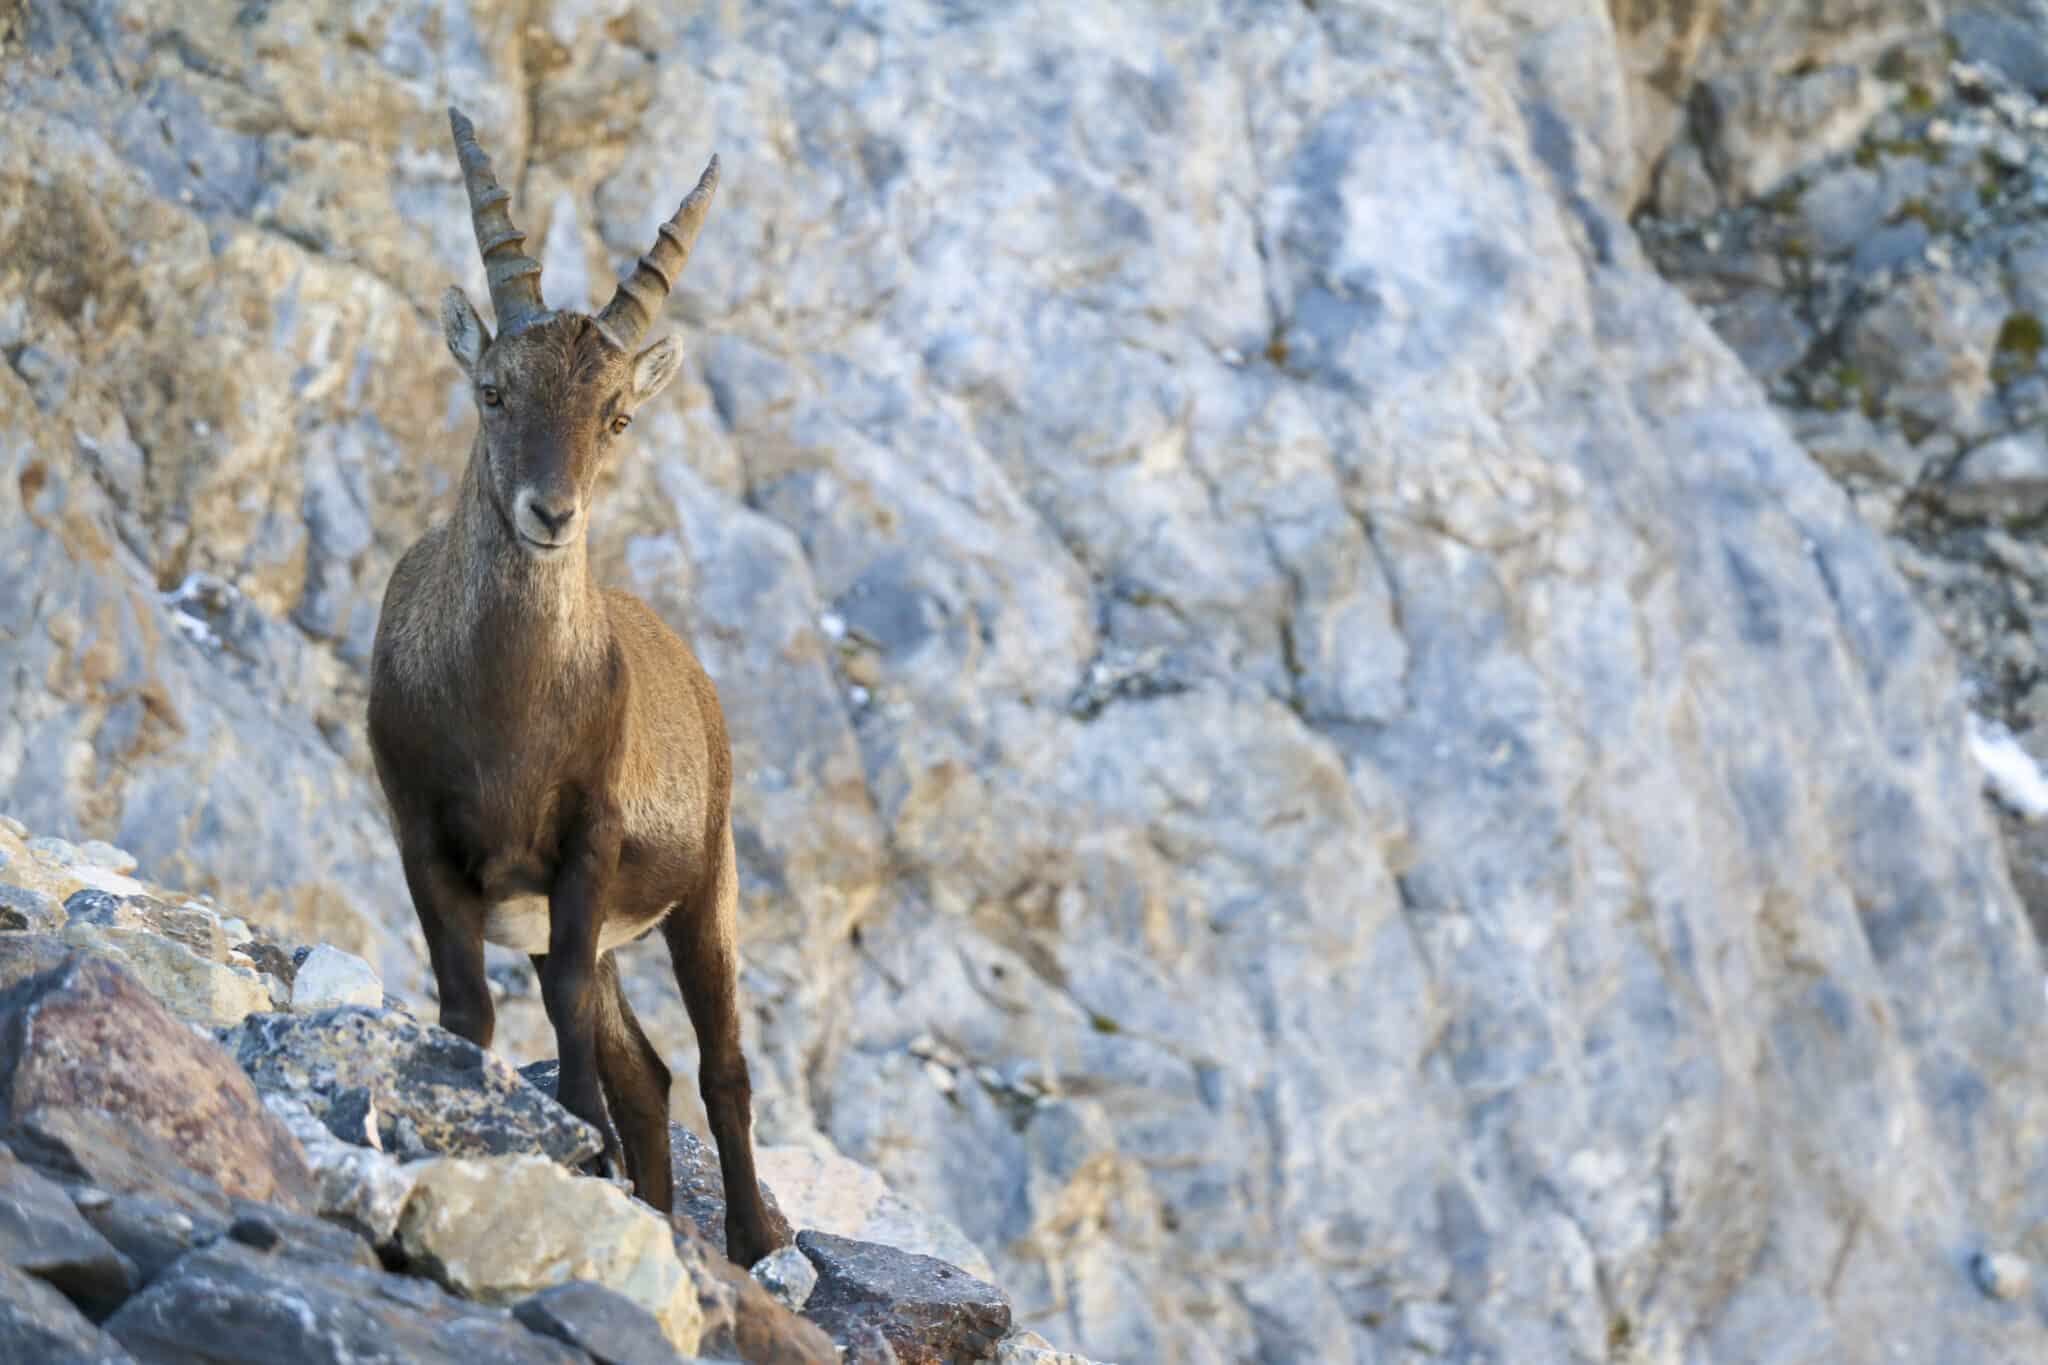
367 108 781 1267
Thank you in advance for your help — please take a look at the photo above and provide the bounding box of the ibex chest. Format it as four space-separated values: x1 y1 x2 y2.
436 776 683 955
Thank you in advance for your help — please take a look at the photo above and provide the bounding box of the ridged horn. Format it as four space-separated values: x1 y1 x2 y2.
596 155 720 350
448 106 546 330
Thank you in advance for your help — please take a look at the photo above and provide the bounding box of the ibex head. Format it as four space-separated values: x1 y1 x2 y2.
440 107 717 557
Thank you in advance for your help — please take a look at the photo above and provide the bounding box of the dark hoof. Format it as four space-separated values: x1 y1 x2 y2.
579 1145 627 1186
729 1221 788 1268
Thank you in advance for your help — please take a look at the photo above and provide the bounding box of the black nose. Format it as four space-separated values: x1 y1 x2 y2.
532 502 575 535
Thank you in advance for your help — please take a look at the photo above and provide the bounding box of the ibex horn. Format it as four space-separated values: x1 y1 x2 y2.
448 106 547 331
596 155 720 350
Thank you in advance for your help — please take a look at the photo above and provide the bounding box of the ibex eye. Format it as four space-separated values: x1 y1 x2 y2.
480 386 502 407
609 415 631 436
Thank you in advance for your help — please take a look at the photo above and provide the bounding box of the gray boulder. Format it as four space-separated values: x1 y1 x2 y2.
225 1008 603 1166
103 1242 587 1365
0 1146 137 1316
797 1231 1011 1365
0 1263 134 1365
513 1281 690 1365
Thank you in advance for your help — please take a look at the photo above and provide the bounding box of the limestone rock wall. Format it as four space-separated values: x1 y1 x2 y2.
5 2 2048 1360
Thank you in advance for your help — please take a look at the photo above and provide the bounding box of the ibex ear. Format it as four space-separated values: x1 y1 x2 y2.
441 287 490 374
630 337 682 404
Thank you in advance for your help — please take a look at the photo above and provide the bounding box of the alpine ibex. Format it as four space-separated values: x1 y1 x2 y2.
367 107 780 1266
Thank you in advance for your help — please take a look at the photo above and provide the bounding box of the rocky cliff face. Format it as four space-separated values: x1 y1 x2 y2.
6 1 2048 1361
1638 1 2048 957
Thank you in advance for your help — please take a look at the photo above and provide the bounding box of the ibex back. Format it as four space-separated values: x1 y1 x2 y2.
367 107 781 1266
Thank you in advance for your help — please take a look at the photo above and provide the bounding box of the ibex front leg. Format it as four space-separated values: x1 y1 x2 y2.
539 803 628 1178
664 821 782 1265
398 839 496 1050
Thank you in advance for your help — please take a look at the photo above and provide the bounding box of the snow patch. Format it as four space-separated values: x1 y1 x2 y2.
1967 713 2048 821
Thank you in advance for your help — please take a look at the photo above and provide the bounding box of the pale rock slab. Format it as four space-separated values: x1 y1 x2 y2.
290 943 384 1010
57 921 271 1029
397 1154 706 1356
756 1145 994 1284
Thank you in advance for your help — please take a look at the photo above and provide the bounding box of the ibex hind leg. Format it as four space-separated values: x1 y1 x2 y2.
593 952 676 1212
528 949 627 1185
661 821 782 1266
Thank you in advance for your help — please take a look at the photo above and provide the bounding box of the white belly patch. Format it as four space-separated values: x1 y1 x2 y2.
481 899 657 955
482 899 551 954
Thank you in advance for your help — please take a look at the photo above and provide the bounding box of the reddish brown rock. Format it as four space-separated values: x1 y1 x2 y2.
0 954 313 1210
0 935 71 993
675 1222 837 1365
9 1106 237 1218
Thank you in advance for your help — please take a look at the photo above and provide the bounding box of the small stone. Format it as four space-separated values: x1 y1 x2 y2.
1972 1250 2032 1302
62 888 140 927
0 817 26 839
751 1243 818 1310
225 1197 378 1270
318 1143 418 1246
26 836 80 867
1796 165 1885 257
291 944 384 1010
75 840 138 875
1950 8 2048 96
995 1332 1104 1364
72 1185 224 1282
262 1093 417 1246
238 937 298 992
513 1280 686 1365
1792 409 1927 487
1841 270 2002 432
1941 433 2048 523
400 1155 705 1354
321 1086 383 1148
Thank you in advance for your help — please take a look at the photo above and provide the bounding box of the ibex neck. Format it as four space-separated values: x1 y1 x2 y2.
448 438 605 666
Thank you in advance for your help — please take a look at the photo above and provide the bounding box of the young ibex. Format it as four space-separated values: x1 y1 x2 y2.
367 108 780 1266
